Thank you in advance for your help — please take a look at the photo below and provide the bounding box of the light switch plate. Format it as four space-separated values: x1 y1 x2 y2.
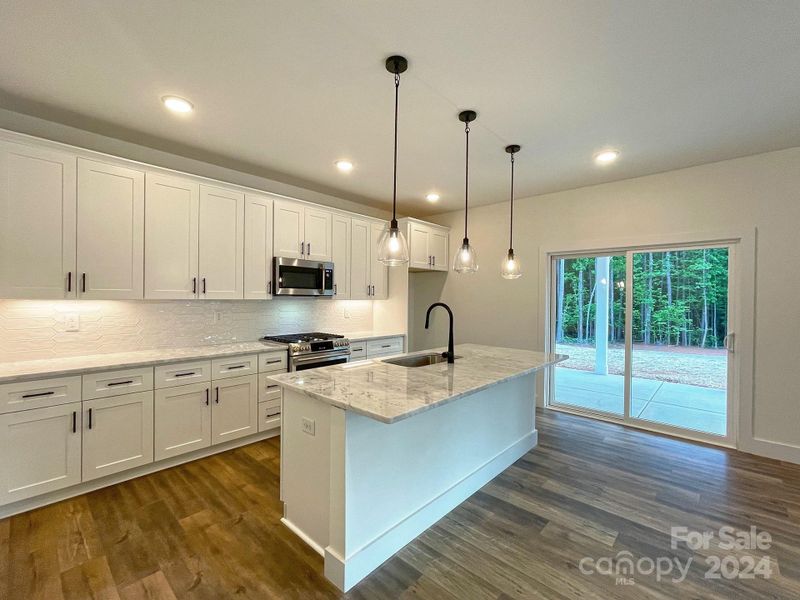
65 313 80 332
301 417 315 436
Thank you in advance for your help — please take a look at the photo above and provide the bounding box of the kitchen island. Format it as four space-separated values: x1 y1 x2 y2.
268 343 566 591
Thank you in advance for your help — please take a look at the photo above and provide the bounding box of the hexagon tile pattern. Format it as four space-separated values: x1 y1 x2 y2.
0 299 374 362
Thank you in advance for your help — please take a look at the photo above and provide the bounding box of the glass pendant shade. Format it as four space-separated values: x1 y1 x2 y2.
453 238 478 273
501 249 522 279
377 222 409 266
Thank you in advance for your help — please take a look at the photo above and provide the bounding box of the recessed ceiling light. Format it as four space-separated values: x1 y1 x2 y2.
594 149 620 165
335 160 354 172
162 96 193 114
425 192 440 202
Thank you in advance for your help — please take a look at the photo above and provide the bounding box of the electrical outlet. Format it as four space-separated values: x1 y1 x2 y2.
301 417 315 436
65 313 80 332
212 310 223 324
344 307 351 319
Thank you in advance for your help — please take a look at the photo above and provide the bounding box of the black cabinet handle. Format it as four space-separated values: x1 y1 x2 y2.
175 371 196 378
81 273 86 293
192 277 197 294
205 388 210 406
106 380 133 387
215 387 219 404
334 283 337 295
265 359 281 364
226 364 246 370
22 390 55 399
381 344 391 348
67 271 72 292
268 281 272 294
307 242 311 256
266 384 279 389
266 411 280 418
88 408 93 429
202 277 207 294
300 241 305 256
72 411 77 433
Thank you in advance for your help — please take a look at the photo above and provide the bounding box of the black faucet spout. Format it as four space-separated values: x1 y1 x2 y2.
425 302 455 363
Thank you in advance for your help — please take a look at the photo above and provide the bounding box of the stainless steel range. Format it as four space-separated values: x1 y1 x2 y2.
260 332 350 371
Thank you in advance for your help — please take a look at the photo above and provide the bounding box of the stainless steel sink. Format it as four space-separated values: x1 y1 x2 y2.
381 353 460 368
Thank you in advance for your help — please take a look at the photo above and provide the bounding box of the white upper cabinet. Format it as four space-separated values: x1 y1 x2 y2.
244 193 274 299
430 228 449 272
198 184 244 299
331 214 351 299
370 222 389 299
304 206 332 261
273 199 304 258
145 173 199 299
350 218 371 300
408 221 432 270
273 199 332 261
404 219 450 272
0 141 76 299
77 158 145 299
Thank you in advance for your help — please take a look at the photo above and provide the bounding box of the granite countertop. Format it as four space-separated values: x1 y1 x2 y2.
341 331 406 341
268 343 568 424
0 340 289 384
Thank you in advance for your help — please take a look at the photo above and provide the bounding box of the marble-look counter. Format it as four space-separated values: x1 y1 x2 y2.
269 343 567 423
0 340 288 383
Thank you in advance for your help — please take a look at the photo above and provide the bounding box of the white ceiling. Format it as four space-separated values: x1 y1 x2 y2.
1 1 799 216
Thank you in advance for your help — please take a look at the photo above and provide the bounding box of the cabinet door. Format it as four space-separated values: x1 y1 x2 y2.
430 228 449 272
0 402 82 504
82 391 154 481
370 222 389 299
199 184 244 299
304 206 332 261
154 382 211 461
0 141 76 299
409 222 432 270
211 375 258 445
244 193 274 299
77 158 144 299
331 214 350 299
144 173 199 299
273 199 304 258
350 218 371 300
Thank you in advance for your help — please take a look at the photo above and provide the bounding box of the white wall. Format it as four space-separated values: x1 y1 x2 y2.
423 147 800 462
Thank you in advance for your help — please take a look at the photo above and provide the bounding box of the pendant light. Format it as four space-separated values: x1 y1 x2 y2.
377 55 410 265
501 144 522 279
453 110 478 273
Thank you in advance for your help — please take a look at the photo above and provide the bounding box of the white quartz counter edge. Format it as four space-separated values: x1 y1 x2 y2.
0 341 289 384
269 347 567 424
342 331 406 342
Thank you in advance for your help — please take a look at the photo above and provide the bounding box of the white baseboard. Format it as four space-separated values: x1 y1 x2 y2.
0 429 278 519
741 437 800 464
323 430 538 592
282 517 325 556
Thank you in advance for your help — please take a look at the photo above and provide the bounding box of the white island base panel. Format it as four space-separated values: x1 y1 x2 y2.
280 371 538 592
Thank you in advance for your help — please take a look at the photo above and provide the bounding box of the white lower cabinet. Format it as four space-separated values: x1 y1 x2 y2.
0 401 82 504
211 374 258 445
154 382 211 461
82 391 154 481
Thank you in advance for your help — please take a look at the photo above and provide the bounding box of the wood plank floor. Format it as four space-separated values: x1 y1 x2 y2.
3 409 800 599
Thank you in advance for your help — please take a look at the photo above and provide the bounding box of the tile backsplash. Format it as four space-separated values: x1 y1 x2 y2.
0 299 374 362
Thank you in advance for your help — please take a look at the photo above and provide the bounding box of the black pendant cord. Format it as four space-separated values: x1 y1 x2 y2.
509 151 515 252
391 72 400 229
464 121 470 243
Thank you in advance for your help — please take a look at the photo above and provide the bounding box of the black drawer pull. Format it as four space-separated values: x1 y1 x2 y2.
381 344 392 348
215 387 220 404
22 390 55 399
266 411 280 418
266 384 279 389
88 408 93 429
265 359 282 364
205 388 210 406
174 371 196 378
72 411 77 433
226 365 246 370
106 380 133 387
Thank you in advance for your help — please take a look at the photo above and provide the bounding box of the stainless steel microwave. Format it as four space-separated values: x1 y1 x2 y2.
273 257 334 296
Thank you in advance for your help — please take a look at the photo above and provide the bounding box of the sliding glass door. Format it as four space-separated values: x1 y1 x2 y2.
549 244 733 443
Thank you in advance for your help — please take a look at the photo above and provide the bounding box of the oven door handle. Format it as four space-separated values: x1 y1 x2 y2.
292 352 350 369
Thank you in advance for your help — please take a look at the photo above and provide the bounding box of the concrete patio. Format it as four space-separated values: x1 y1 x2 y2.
553 367 727 436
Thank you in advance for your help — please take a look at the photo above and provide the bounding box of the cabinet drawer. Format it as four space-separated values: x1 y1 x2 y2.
259 399 281 432
0 376 82 414
366 337 404 357
82 367 153 400
211 355 258 380
258 352 288 373
259 373 282 403
154 360 212 389
350 342 366 362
